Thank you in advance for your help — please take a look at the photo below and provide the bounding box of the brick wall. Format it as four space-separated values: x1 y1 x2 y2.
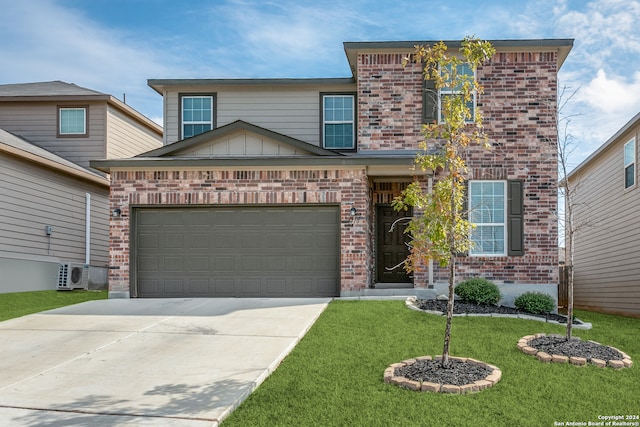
357 53 424 151
108 168 371 295
358 50 559 285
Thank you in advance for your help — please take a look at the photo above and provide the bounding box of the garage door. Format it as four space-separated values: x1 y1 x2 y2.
133 205 340 298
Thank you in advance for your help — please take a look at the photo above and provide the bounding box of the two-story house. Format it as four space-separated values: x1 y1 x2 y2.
565 112 640 317
92 39 572 302
0 81 162 293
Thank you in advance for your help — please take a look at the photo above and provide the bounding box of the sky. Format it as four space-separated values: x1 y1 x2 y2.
1 0 639 169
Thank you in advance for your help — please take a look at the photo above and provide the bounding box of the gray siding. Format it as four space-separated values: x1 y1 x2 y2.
570 124 640 317
0 152 109 265
106 105 162 158
0 101 106 169
163 83 355 145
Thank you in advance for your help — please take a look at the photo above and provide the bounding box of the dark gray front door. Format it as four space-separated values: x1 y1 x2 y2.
133 205 340 298
376 205 412 283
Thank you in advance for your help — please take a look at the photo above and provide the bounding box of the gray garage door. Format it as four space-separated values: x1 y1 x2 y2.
133 205 340 298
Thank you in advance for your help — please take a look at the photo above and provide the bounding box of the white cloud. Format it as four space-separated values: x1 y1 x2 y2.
0 1 174 120
577 69 640 114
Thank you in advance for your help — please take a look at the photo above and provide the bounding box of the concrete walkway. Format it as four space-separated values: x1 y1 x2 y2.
0 298 330 426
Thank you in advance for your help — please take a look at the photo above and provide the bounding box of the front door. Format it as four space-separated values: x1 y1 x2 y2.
376 205 412 283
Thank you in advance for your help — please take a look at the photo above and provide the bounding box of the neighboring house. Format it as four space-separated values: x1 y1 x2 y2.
92 39 572 302
0 81 162 293
565 112 640 317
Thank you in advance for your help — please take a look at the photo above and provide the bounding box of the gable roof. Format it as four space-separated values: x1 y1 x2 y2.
567 111 640 180
0 80 104 97
148 78 355 95
138 120 341 158
0 81 162 136
0 128 108 186
343 38 574 77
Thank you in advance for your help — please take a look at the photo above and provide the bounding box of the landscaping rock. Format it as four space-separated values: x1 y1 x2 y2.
569 356 587 366
536 352 552 363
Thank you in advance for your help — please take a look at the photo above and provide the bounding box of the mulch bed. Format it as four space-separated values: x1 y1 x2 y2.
528 335 622 361
415 299 581 324
394 357 492 386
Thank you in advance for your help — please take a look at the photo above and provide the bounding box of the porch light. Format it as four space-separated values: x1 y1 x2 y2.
350 207 357 216
112 208 122 218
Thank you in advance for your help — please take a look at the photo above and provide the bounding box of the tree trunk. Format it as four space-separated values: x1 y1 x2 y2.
565 195 574 340
441 254 455 368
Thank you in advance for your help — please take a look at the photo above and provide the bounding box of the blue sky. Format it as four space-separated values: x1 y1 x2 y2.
1 0 639 168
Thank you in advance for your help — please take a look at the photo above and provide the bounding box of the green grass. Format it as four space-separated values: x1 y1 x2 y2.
0 290 107 322
222 300 639 427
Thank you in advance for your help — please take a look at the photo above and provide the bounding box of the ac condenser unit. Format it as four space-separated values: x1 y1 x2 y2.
57 263 89 290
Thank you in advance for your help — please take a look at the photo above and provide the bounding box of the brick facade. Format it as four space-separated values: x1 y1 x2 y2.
108 168 372 295
106 43 562 297
357 50 559 286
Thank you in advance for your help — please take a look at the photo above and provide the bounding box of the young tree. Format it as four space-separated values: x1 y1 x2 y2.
393 36 495 368
555 85 584 340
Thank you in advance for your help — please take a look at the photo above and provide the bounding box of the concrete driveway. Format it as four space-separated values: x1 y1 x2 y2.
0 298 330 426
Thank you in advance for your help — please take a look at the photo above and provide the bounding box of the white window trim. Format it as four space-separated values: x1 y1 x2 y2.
181 95 214 139
469 180 507 257
438 64 476 124
624 137 636 190
322 94 355 150
59 107 87 136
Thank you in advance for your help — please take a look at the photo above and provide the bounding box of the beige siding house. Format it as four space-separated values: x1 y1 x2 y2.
0 81 162 293
567 111 640 317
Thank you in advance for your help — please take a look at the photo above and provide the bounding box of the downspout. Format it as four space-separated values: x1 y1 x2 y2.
85 193 91 265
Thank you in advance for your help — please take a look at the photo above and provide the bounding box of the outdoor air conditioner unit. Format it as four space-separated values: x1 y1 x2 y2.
57 263 89 290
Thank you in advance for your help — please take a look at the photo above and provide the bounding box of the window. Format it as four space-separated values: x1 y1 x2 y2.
58 107 87 136
433 63 475 124
469 181 507 256
624 138 635 189
322 94 355 150
181 95 214 139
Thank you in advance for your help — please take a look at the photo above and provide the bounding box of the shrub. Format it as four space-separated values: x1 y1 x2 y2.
454 278 501 305
514 292 556 314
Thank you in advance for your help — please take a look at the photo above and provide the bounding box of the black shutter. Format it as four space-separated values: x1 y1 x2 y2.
422 79 437 124
507 180 524 256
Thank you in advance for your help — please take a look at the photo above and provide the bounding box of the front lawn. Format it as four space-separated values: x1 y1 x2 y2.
0 290 107 322
222 300 638 427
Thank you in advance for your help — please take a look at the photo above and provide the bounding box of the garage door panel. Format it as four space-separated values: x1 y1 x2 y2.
214 232 235 249
239 232 262 249
163 257 185 273
163 233 184 249
163 279 185 297
138 234 159 249
188 257 210 272
215 256 235 271
138 256 158 272
135 205 339 297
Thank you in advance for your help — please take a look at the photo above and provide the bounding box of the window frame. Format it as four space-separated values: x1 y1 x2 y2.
624 137 636 189
57 106 88 137
468 180 507 257
179 93 216 140
320 92 356 151
437 63 476 124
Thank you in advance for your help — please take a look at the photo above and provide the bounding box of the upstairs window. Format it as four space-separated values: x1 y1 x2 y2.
469 181 507 256
58 107 87 136
181 95 214 139
439 63 475 123
624 138 635 189
322 94 355 150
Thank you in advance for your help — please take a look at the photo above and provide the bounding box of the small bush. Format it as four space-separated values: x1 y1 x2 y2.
514 292 556 314
454 278 501 305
